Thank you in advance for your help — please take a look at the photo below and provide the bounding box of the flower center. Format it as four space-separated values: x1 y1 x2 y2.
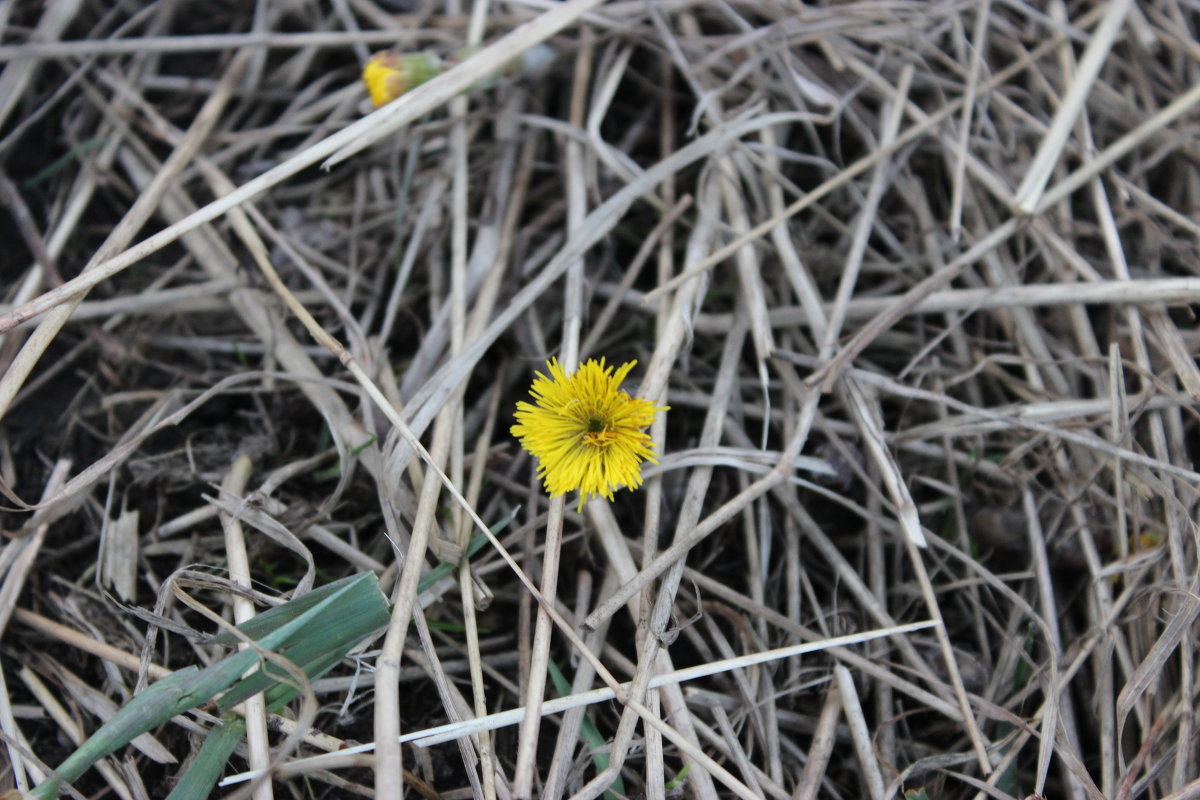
581 417 618 448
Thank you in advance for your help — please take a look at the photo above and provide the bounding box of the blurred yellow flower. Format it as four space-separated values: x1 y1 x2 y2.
361 45 557 109
361 51 442 108
512 358 666 510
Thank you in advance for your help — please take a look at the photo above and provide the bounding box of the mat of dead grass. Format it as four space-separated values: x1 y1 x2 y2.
1 1 1199 799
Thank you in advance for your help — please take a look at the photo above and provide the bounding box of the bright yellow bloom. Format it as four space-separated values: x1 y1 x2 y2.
512 358 666 510
361 51 443 108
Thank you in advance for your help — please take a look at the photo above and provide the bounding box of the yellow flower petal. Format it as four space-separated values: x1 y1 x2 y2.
511 358 667 510
361 51 442 108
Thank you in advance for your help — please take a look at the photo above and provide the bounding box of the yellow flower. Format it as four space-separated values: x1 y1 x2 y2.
361 51 443 108
511 358 666 510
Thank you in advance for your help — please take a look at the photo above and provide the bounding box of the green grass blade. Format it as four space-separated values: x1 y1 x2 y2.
547 659 624 800
20 137 108 189
208 571 380 645
261 648 348 712
218 574 388 712
30 666 203 799
163 716 246 800
32 572 389 799
416 506 519 595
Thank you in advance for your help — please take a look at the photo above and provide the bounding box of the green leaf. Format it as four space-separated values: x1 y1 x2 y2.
163 716 245 800
21 137 108 189
548 659 624 800
416 505 519 595
32 572 389 799
216 572 389 711
665 763 690 791
32 667 206 799
350 434 377 456
208 572 379 646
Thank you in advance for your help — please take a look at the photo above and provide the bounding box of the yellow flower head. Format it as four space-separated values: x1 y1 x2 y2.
361 51 443 108
511 358 667 510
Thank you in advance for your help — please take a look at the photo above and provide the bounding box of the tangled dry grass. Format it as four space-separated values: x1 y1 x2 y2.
1 1 1199 799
